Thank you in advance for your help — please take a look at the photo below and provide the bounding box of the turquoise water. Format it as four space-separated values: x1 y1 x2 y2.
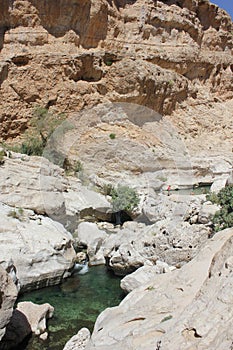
17 266 123 350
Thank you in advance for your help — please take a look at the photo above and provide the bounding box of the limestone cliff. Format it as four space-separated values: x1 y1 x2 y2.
0 0 232 140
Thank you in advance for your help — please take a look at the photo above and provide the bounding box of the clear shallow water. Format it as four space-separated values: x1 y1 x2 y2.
16 266 124 350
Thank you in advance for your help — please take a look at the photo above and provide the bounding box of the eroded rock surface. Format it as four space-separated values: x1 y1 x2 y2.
0 266 18 342
0 0 232 186
81 228 233 350
0 202 76 292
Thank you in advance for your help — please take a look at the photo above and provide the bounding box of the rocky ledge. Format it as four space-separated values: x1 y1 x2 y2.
69 227 233 350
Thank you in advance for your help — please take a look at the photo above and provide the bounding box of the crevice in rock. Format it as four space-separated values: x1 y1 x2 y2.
11 55 30 67
0 291 3 308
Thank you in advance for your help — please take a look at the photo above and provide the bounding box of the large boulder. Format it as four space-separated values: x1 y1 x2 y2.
198 202 220 224
81 228 233 350
0 202 76 292
76 222 108 265
0 153 66 216
17 301 54 336
0 152 111 232
102 219 210 276
0 266 18 342
1 301 54 349
121 260 176 293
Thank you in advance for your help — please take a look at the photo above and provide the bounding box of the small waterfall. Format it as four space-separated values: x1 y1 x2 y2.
74 262 89 275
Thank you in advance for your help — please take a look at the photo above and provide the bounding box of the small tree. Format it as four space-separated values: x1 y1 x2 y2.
207 184 233 231
110 185 140 213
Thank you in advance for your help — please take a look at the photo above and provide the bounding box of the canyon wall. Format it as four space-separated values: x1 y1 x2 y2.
0 0 232 139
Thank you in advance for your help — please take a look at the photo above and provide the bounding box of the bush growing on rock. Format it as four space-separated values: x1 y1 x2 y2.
0 150 5 165
110 185 139 213
11 107 66 156
208 184 233 231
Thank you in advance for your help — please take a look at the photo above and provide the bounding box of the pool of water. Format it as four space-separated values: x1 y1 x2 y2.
163 186 211 196
16 266 124 350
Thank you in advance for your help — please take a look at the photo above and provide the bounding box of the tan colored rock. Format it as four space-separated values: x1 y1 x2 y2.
0 0 232 151
76 222 108 265
0 152 66 216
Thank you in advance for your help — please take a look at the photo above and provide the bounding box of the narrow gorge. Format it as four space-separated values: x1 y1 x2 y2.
0 0 232 349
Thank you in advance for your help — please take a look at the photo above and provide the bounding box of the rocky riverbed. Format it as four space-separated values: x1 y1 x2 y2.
0 148 232 349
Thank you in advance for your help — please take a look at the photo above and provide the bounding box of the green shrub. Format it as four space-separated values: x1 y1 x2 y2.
0 150 5 165
110 185 140 212
101 183 114 196
19 136 44 156
207 184 233 231
10 106 66 156
63 158 84 177
109 133 116 140
105 60 113 66
7 208 24 220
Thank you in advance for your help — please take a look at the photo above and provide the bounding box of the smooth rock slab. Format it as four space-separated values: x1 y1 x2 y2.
83 228 233 350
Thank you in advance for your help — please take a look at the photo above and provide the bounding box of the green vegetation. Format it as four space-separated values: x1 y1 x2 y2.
110 185 140 212
161 315 173 323
158 176 167 182
207 184 233 231
168 79 174 87
146 285 155 291
105 59 113 66
7 207 24 220
109 133 116 140
11 106 66 156
0 150 5 165
63 158 83 176
101 183 114 196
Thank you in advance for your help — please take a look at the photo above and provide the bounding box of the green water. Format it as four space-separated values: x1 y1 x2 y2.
17 266 123 350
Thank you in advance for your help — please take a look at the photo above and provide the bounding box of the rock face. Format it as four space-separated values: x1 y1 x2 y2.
0 152 67 216
0 0 232 186
0 151 111 231
0 266 18 342
77 193 214 276
76 222 108 265
80 228 233 350
0 201 76 292
63 328 91 350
